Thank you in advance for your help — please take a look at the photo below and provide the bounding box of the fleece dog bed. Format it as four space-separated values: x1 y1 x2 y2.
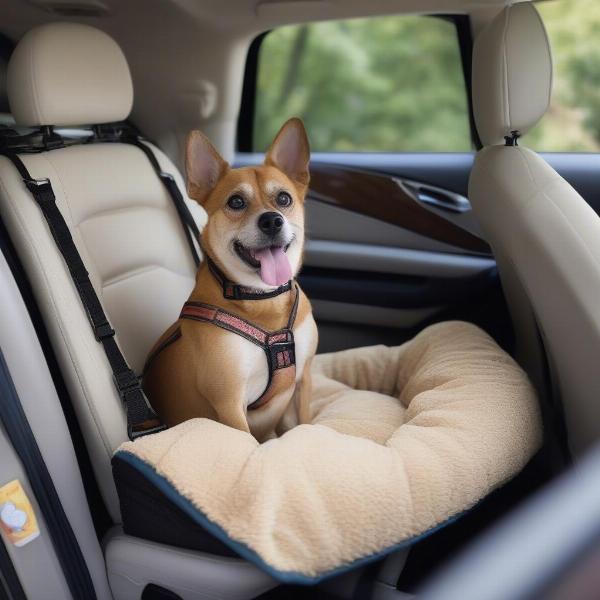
112 321 542 583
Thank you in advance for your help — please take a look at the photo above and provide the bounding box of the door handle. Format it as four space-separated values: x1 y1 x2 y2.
394 178 471 214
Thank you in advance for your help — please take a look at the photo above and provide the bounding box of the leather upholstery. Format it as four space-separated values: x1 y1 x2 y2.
0 144 205 518
470 4 600 455
7 22 133 127
0 23 205 518
472 2 552 146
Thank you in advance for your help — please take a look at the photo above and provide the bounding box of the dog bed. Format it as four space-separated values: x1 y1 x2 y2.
112 321 542 583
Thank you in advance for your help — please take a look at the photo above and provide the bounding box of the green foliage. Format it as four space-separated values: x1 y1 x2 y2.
529 0 600 151
254 2 600 153
254 16 472 152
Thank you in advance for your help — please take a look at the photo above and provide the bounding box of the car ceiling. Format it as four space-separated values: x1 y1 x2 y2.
0 0 519 166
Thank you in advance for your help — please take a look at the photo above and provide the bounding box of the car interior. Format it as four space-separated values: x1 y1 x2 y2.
0 0 600 598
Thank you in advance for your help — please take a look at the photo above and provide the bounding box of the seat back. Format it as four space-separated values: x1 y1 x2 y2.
470 3 600 456
0 22 205 519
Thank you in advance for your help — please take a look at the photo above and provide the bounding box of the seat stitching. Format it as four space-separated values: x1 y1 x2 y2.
502 6 511 132
38 155 194 281
28 31 43 125
535 6 554 113
478 150 600 272
517 147 538 187
538 187 600 272
102 263 193 289
478 149 561 205
76 203 177 228
517 148 565 197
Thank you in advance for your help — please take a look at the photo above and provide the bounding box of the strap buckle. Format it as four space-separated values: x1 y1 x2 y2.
23 177 51 193
113 369 140 394
93 321 115 341
128 421 167 440
159 172 175 182
113 372 166 440
267 338 296 370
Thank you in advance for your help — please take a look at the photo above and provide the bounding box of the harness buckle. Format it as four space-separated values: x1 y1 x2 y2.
267 339 296 370
227 284 243 300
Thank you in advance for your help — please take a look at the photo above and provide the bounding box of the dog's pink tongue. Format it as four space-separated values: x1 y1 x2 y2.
254 247 292 286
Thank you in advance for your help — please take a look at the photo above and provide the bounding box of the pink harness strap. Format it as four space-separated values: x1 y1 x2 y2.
179 285 300 409
181 304 269 345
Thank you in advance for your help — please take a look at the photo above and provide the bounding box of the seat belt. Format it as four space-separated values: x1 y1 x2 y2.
0 348 96 599
1 152 165 441
124 137 201 266
88 124 201 266
0 535 26 600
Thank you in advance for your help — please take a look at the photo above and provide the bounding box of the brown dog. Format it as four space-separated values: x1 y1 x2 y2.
143 118 318 441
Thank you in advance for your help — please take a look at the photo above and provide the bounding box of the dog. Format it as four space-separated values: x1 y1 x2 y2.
143 118 318 441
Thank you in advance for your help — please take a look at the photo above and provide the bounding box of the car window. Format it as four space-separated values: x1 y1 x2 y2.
529 0 600 151
252 16 472 153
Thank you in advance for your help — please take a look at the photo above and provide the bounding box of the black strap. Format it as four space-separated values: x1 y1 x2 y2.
2 152 164 441
287 283 301 329
0 349 96 599
85 125 200 267
504 130 521 146
206 255 293 300
124 138 201 266
0 534 26 600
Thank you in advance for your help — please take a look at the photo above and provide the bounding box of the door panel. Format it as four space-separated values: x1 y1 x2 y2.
305 200 468 254
303 240 495 278
300 264 496 310
308 163 489 253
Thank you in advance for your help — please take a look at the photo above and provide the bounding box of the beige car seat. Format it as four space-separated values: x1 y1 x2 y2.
0 21 287 600
0 22 205 517
470 2 600 456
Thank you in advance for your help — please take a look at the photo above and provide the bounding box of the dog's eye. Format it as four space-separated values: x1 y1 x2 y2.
227 195 246 210
276 192 293 208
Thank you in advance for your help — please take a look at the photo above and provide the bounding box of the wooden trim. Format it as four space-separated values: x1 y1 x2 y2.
308 164 491 255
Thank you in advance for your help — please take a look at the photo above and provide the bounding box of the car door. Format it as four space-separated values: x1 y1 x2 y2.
236 14 509 353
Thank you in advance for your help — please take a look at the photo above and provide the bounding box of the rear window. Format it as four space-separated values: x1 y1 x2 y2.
529 0 600 151
250 15 472 153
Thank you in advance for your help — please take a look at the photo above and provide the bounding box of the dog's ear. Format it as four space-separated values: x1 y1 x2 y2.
264 118 310 188
185 130 229 204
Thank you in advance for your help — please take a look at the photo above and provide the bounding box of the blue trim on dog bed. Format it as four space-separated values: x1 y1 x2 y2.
115 450 465 584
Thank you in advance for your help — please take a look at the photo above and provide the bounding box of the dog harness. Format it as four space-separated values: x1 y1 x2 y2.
179 283 300 410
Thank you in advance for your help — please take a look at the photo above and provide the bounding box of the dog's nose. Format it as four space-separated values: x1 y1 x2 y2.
258 211 284 236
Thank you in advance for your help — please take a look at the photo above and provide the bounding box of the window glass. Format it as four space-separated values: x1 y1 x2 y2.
529 0 600 151
253 16 472 152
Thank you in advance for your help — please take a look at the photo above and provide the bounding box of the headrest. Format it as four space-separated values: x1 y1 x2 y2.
472 3 553 146
7 22 133 127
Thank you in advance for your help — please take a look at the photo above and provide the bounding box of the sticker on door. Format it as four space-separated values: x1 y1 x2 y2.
0 479 40 547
